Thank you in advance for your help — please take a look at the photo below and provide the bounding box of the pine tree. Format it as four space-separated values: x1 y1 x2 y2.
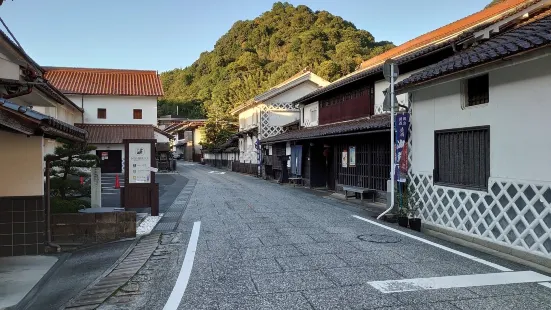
45 139 98 200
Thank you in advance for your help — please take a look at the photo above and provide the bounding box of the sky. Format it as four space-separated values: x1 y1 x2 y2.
0 0 490 73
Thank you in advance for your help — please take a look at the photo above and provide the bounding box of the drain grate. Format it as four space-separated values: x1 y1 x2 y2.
357 234 401 243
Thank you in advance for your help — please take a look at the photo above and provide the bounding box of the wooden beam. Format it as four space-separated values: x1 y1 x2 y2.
0 109 36 135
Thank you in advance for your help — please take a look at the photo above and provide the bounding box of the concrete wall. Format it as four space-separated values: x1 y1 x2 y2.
411 56 551 182
51 212 136 244
68 95 157 125
0 131 43 197
154 131 170 143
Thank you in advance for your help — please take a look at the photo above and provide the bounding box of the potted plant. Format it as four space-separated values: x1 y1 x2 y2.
407 193 422 232
397 206 409 228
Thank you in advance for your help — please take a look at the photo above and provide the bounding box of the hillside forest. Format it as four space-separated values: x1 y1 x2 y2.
159 2 394 148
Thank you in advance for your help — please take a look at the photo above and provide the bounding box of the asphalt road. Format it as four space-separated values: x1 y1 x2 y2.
101 163 551 310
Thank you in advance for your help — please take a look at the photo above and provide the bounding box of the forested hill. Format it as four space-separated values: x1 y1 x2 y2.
159 2 394 120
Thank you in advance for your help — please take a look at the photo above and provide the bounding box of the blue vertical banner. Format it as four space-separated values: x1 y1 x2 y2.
395 113 410 183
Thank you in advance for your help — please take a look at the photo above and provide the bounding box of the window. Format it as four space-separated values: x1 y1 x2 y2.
465 74 489 107
97 108 106 119
133 109 142 119
434 126 490 190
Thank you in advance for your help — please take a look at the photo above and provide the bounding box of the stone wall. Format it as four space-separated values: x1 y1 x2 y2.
52 212 136 244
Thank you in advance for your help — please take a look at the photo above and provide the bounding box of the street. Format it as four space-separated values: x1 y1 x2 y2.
96 162 551 310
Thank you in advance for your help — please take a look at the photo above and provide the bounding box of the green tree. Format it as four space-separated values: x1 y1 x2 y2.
45 139 98 200
159 2 395 148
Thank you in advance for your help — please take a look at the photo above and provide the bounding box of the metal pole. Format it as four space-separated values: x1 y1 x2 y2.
378 64 395 220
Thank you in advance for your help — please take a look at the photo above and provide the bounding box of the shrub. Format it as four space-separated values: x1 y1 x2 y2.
51 197 91 214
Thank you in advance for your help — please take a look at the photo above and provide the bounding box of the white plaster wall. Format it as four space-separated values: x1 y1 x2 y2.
193 128 203 154
0 54 20 80
68 95 157 125
269 111 299 126
301 102 319 127
411 56 551 183
0 132 43 196
238 106 261 130
154 131 170 143
374 69 422 114
264 81 320 105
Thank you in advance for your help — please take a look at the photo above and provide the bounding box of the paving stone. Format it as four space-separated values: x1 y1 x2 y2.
277 227 329 235
212 258 283 276
294 242 359 255
248 222 296 230
218 292 312 310
336 250 408 267
307 233 359 243
252 271 335 293
381 302 462 310
276 254 348 271
385 261 471 278
390 288 479 305
259 234 317 246
240 245 303 260
303 285 401 310
322 265 403 286
451 294 550 310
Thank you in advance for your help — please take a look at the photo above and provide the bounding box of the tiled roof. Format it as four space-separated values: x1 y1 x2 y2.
359 0 533 70
153 127 174 139
44 67 164 97
0 98 87 141
76 124 155 144
396 15 551 91
293 0 537 105
260 114 390 144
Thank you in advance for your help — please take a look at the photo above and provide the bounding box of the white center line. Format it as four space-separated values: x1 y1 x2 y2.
369 271 551 293
352 215 551 290
163 221 201 310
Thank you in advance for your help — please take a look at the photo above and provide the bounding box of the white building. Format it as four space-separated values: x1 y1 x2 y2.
45 67 170 173
397 13 551 266
229 69 329 172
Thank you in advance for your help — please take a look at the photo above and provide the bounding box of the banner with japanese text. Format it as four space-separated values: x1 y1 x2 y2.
395 113 410 183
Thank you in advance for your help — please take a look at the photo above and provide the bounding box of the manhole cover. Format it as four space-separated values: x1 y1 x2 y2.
357 234 401 243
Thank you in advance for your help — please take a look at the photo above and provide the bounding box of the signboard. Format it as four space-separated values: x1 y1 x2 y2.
342 151 348 168
395 113 410 182
101 152 108 160
90 167 101 208
129 143 152 183
349 146 356 167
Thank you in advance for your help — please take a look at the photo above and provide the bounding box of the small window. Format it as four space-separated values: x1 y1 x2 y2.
97 108 106 119
133 109 142 119
466 74 489 107
310 107 318 122
434 126 490 190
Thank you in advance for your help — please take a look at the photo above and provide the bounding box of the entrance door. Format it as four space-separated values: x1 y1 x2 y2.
97 150 122 173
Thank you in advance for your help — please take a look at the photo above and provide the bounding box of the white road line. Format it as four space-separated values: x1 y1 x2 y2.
163 221 201 310
352 215 551 290
352 215 512 271
369 271 551 293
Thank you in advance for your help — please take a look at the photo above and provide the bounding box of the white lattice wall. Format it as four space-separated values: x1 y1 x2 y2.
259 102 297 140
407 107 551 257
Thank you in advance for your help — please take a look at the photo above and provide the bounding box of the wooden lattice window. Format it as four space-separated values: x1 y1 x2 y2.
466 74 489 107
133 109 143 119
434 126 490 190
97 108 106 119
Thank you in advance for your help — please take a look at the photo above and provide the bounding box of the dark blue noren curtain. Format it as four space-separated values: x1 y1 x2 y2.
291 145 303 176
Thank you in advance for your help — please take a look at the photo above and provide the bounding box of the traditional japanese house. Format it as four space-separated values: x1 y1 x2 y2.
163 119 207 162
261 0 536 202
396 9 551 267
0 30 88 256
229 69 329 176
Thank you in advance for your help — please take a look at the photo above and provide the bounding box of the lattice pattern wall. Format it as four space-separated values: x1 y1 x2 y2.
407 106 551 257
259 102 297 140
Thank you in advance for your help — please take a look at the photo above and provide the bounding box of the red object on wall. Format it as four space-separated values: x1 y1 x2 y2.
80 177 84 185
114 175 120 189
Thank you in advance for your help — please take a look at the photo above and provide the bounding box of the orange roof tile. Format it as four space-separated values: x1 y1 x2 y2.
44 67 164 97
359 0 533 70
